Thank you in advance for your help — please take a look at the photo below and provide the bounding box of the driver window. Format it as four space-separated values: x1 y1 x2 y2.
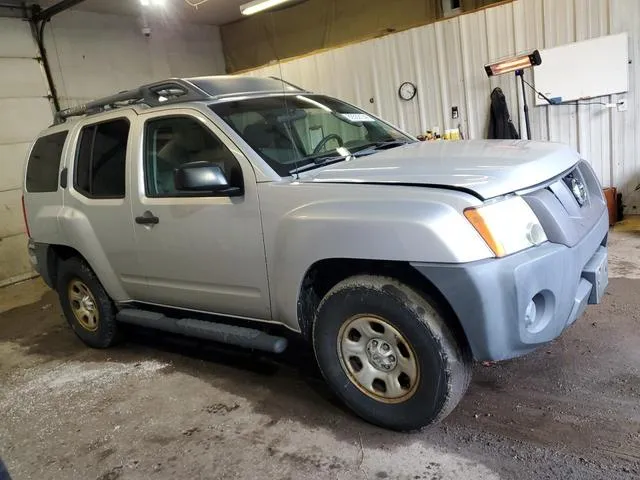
144 116 241 197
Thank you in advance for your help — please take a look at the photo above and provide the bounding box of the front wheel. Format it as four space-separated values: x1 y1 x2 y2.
312 275 471 431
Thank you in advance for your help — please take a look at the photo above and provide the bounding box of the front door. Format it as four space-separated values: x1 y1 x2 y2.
130 109 271 320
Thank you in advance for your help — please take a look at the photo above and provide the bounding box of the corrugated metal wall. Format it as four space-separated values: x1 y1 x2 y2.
245 0 640 212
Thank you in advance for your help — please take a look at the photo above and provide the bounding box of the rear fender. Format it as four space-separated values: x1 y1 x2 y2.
57 207 129 301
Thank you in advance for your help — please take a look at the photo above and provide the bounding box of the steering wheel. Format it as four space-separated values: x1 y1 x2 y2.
313 133 344 154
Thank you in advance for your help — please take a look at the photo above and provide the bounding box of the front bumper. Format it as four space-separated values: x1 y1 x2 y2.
412 209 609 361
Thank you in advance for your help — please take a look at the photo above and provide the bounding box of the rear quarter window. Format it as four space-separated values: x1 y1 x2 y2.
25 131 68 192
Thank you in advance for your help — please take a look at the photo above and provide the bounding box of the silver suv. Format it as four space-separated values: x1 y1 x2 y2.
23 76 609 430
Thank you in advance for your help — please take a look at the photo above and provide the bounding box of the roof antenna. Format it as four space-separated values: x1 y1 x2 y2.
269 12 302 180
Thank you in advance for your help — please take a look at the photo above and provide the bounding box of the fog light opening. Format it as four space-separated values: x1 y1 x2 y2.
524 300 537 328
524 292 551 334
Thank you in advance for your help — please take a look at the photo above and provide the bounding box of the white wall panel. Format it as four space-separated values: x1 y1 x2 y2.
45 10 225 108
0 233 33 288
412 25 446 135
0 58 50 98
164 27 225 78
0 190 24 239
459 10 490 140
542 0 579 151
0 143 31 192
0 18 38 57
610 0 640 212
512 0 547 142
0 11 226 285
0 19 51 286
245 0 640 211
0 98 53 144
573 0 612 188
485 3 520 134
434 18 466 135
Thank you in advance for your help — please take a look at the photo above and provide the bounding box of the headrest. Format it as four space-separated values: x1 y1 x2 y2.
243 122 275 149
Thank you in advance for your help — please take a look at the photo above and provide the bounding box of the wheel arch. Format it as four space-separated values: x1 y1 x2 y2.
44 244 84 287
296 258 471 353
44 244 126 302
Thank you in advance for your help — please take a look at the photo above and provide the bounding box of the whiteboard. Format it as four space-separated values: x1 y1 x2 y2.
534 33 629 105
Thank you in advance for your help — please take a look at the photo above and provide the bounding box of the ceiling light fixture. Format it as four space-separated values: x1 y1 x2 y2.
240 0 295 16
140 0 165 7
183 0 210 7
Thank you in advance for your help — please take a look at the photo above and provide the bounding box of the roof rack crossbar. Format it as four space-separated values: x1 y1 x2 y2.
54 78 209 124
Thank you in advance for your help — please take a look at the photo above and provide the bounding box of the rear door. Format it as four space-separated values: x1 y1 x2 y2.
61 110 143 299
129 108 271 320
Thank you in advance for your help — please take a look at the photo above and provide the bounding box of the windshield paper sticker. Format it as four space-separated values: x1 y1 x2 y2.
341 113 375 122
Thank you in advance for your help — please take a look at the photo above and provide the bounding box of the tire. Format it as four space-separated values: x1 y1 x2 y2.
56 256 119 349
312 275 471 431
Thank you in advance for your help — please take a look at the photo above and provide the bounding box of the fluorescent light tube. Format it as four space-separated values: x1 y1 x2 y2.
240 0 294 16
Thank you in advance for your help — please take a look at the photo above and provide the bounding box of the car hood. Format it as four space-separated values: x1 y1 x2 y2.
299 140 580 199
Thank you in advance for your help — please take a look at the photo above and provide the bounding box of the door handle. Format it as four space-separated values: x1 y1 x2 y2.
135 211 159 225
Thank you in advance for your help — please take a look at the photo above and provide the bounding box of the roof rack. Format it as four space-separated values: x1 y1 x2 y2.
53 78 209 124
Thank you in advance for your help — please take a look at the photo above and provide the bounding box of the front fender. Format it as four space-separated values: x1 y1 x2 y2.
263 189 493 331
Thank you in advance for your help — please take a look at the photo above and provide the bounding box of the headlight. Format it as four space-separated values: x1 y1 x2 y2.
464 196 547 257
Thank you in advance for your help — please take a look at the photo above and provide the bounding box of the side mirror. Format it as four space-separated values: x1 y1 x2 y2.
174 161 242 196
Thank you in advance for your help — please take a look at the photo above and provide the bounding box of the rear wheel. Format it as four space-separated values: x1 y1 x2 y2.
312 275 471 430
56 257 119 348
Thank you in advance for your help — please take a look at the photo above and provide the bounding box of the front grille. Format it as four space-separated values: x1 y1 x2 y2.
522 161 606 247
562 171 589 207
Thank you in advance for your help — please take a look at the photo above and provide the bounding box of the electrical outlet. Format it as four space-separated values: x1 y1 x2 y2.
452 106 459 119
618 99 628 112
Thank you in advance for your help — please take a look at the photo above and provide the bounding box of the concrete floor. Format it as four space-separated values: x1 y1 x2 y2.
1 225 639 480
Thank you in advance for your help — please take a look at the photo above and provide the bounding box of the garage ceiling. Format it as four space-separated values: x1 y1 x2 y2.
34 0 248 25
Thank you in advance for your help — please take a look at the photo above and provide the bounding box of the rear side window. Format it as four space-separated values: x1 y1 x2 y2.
26 131 68 192
75 119 129 198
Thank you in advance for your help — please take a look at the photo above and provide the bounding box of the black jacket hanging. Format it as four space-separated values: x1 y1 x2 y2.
487 87 520 140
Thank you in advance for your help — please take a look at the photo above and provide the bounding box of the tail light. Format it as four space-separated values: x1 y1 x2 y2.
21 194 31 238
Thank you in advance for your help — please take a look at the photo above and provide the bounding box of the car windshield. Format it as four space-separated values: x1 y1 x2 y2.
210 95 413 176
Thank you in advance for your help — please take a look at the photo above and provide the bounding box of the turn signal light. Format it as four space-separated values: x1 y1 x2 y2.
464 208 506 257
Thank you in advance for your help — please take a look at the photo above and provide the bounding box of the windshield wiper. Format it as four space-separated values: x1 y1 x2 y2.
289 155 349 175
350 139 410 154
288 140 410 175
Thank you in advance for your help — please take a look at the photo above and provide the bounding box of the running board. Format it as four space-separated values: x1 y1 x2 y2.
116 308 288 354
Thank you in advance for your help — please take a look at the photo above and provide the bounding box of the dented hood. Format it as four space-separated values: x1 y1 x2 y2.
300 140 580 199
